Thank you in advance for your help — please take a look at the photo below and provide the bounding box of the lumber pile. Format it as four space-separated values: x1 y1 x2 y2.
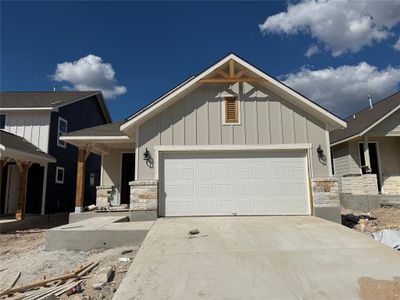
0 262 99 299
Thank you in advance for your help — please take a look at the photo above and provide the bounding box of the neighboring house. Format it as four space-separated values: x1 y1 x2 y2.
0 91 111 219
330 92 400 196
62 54 346 222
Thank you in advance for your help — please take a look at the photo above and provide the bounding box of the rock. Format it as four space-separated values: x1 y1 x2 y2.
189 229 199 235
92 266 113 289
121 249 133 255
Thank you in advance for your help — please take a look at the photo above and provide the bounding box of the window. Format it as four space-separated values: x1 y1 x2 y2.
0 115 6 129
55 166 65 184
224 97 239 124
57 117 68 148
89 172 96 186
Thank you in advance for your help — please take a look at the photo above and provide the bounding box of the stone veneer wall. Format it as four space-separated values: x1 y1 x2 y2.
96 186 112 208
312 177 341 223
382 172 400 195
129 180 158 211
339 174 378 195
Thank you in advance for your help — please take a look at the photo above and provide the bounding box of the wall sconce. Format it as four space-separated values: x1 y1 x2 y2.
143 148 151 161
316 145 324 159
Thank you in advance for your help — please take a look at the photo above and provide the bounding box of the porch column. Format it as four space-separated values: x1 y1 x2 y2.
16 162 29 220
75 149 86 213
363 136 371 173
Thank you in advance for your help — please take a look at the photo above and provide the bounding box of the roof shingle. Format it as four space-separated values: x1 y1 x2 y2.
0 130 55 162
0 91 100 108
330 91 400 144
62 121 126 137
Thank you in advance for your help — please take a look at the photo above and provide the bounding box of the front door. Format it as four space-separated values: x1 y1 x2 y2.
120 153 135 205
5 165 20 215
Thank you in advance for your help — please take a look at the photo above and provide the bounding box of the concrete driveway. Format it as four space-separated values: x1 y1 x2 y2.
114 216 400 300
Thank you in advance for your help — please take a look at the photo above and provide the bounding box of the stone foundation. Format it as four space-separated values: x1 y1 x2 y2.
382 173 400 195
130 180 158 211
339 174 378 195
312 177 341 223
96 186 112 208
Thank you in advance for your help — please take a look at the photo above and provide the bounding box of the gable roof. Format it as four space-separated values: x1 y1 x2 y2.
330 91 400 145
0 91 112 122
120 53 346 132
62 121 127 138
0 130 56 163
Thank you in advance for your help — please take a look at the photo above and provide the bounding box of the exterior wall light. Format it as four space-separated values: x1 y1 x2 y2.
316 145 324 159
143 148 151 161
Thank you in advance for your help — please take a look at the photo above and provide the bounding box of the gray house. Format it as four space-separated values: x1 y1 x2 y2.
62 54 346 222
330 92 400 196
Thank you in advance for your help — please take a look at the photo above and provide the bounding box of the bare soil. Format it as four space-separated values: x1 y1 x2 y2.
341 207 400 233
0 229 137 299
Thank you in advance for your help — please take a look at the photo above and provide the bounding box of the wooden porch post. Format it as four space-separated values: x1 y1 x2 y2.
75 149 86 213
16 162 29 220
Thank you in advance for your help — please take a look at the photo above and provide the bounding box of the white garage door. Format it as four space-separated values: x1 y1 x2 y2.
159 150 310 216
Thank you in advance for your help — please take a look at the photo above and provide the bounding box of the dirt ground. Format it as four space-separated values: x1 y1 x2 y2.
0 228 137 299
341 207 400 233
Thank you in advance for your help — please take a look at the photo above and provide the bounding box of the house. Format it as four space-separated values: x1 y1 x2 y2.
0 91 111 220
61 54 346 223
330 92 400 196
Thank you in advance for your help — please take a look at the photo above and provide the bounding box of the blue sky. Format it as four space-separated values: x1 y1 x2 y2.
1 1 400 121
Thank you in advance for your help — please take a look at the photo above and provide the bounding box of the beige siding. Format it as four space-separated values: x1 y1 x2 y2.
102 149 124 188
367 110 400 136
332 143 354 176
137 82 330 179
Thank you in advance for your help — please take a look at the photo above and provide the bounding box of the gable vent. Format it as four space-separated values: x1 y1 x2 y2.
225 97 238 123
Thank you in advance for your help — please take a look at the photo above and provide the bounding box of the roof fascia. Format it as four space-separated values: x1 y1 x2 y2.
0 147 56 163
0 107 54 111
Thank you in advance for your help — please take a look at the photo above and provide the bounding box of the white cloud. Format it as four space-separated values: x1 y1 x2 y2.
394 38 400 51
305 44 319 57
259 0 400 56
52 54 127 99
282 62 400 116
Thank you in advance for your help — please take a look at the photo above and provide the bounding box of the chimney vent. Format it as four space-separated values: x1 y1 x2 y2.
368 95 373 109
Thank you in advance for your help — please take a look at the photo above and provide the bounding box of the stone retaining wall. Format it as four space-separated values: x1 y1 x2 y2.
382 173 400 195
129 180 158 211
96 186 112 208
312 177 341 223
339 174 378 195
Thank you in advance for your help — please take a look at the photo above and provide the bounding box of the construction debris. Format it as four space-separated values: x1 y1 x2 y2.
92 267 114 289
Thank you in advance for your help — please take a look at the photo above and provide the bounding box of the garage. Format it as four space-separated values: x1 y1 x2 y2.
159 150 310 216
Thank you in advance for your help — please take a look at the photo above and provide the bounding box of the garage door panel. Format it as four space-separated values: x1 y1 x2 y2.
160 150 309 216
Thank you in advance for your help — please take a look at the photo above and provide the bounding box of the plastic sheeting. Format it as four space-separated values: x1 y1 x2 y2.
372 230 400 250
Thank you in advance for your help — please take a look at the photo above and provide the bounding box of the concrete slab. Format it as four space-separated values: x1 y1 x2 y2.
114 216 400 300
45 216 153 251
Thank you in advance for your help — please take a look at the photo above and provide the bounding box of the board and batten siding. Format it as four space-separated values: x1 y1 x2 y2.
3 111 51 153
137 83 330 180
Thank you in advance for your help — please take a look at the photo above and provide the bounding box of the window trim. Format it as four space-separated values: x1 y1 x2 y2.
55 166 65 184
0 114 6 129
222 96 241 125
57 117 68 148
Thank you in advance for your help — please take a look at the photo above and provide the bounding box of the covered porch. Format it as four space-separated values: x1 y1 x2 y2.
60 122 136 212
348 136 400 195
0 130 56 220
